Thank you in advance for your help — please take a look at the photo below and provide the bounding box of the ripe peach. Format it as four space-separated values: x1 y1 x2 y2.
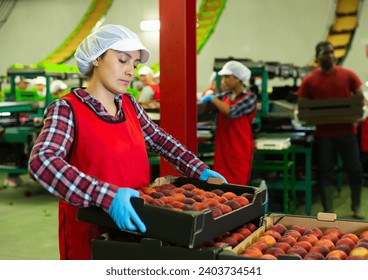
286 246 307 258
269 224 287 235
171 193 185 201
192 202 209 211
274 242 291 254
355 242 368 250
162 204 174 209
211 189 224 196
150 192 164 199
240 247 263 258
224 200 242 210
320 234 339 244
241 193 254 202
258 235 277 247
216 196 228 203
359 231 368 239
246 223 258 233
159 196 174 204
192 195 205 202
325 255 340 260
336 238 355 250
278 235 297 246
294 241 312 252
334 244 352 255
231 232 245 243
236 227 252 239
326 249 347 260
181 183 196 190
181 204 197 211
162 189 174 196
298 234 318 245
182 190 195 197
191 188 205 195
233 196 250 207
249 241 269 253
203 191 216 198
181 197 196 205
304 227 323 239
214 242 228 248
315 239 335 251
170 201 185 209
149 198 165 206
264 247 284 257
304 252 324 260
222 237 238 248
210 206 223 218
140 193 153 202
173 187 185 193
222 191 237 200
260 254 277 260
341 233 359 244
217 203 232 214
202 198 219 207
309 245 330 257
284 229 301 239
346 255 365 260
357 238 368 244
263 230 281 241
291 225 306 235
349 247 368 259
141 187 156 195
323 227 343 239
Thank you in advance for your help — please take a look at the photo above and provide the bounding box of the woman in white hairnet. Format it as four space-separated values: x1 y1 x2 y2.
199 61 257 186
28 24 225 260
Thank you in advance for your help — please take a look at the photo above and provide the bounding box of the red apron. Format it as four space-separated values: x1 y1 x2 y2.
361 118 368 152
213 92 256 185
59 92 150 260
149 84 160 101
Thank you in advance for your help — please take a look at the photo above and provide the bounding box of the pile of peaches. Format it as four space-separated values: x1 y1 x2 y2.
240 224 368 260
139 183 254 218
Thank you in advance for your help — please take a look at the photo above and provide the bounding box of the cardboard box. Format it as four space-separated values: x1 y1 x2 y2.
298 94 363 125
77 177 266 248
218 212 368 260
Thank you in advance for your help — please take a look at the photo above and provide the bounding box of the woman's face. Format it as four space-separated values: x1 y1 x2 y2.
94 49 141 94
222 75 240 90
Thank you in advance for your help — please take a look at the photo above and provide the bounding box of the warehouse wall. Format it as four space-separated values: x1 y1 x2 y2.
0 0 367 92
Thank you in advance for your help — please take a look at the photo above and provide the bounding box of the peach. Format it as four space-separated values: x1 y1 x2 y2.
346 255 365 260
349 247 368 259
246 223 258 233
309 245 330 257
304 227 323 239
237 227 252 239
202 198 219 207
222 191 237 200
162 189 174 196
216 196 228 203
357 238 368 244
192 195 205 202
264 247 284 258
224 200 242 210
293 241 312 252
171 193 185 201
211 189 224 196
181 183 196 190
240 247 263 258
159 196 174 204
359 231 368 239
163 204 174 209
140 194 153 202
355 242 368 250
298 234 318 245
269 224 287 235
249 241 269 253
341 233 359 244
141 187 156 195
284 229 301 239
286 246 308 258
260 254 277 260
210 206 223 218
181 204 197 211
326 250 347 260
274 242 291 254
181 197 196 205
231 232 246 243
291 225 306 235
323 227 343 239
192 202 209 211
203 191 216 198
191 188 205 195
222 237 238 248
233 196 250 207
170 201 185 209
278 235 297 246
263 230 281 241
150 192 164 199
241 193 254 202
315 239 335 251
325 255 340 260
217 203 232 214
214 242 228 248
173 187 185 193
336 238 355 250
334 244 352 255
320 234 339 244
258 235 277 247
304 252 324 260
182 190 195 197
149 198 165 206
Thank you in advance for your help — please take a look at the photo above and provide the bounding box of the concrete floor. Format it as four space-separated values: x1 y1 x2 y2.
0 173 367 260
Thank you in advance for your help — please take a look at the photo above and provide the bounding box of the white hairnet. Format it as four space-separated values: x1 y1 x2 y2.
75 24 150 75
138 66 154 76
218 60 251 82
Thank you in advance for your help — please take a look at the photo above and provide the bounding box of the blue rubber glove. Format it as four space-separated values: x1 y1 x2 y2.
108 188 146 233
199 95 215 103
199 168 227 183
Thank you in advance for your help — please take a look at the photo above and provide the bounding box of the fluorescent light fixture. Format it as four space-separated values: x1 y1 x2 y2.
0 112 11 116
140 20 160 31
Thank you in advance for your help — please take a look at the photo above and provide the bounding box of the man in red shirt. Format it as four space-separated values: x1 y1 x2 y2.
297 41 365 219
